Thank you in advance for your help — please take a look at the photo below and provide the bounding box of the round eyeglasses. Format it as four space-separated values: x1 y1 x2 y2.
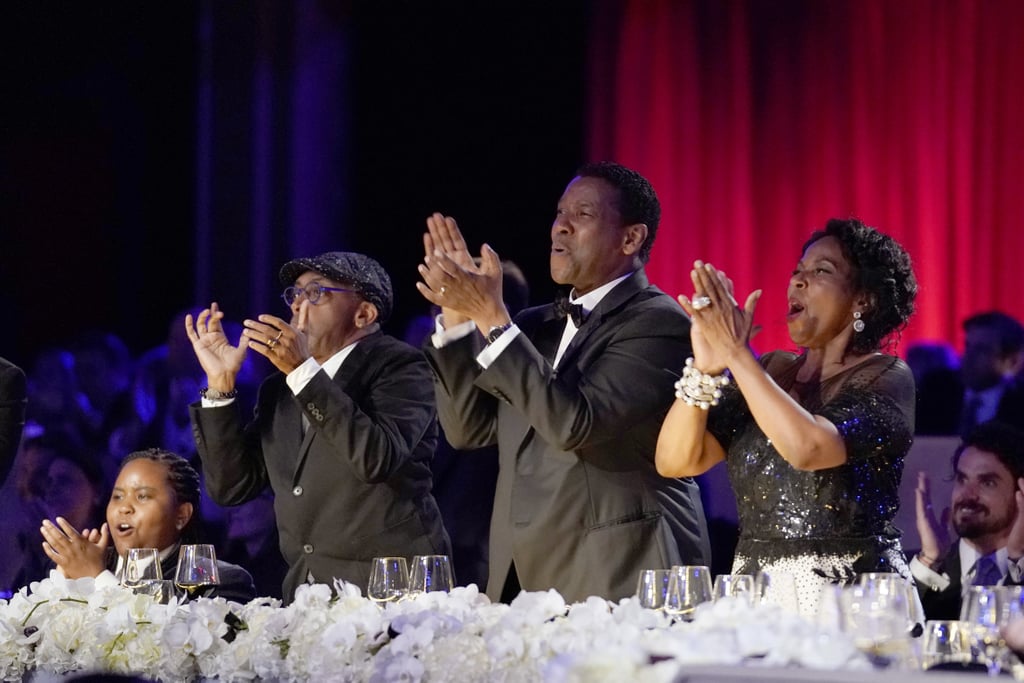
281 282 355 306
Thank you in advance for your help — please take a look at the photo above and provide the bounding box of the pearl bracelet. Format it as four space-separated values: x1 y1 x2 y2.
673 358 730 410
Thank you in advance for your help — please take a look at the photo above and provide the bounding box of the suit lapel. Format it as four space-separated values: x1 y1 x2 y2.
290 333 378 482
555 270 651 370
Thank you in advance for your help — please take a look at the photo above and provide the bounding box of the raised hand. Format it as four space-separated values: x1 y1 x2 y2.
40 517 109 579
1006 478 1024 560
184 303 248 390
416 213 509 332
679 261 760 374
241 304 311 375
914 471 951 568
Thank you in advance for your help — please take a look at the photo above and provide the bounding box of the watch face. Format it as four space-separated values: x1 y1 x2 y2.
488 324 510 343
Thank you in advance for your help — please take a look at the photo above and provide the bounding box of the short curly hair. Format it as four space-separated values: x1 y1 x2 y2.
576 161 661 264
802 218 917 354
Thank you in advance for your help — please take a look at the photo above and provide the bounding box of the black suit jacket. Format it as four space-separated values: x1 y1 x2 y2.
190 331 451 602
424 270 711 603
914 541 1019 621
0 357 27 487
916 545 966 621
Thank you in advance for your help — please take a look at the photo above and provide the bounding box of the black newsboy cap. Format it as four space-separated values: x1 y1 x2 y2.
279 251 393 323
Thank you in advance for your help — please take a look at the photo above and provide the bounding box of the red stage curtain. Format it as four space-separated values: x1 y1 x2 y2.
586 0 1024 357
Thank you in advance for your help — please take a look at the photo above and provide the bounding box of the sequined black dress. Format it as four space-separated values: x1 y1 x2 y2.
707 351 916 614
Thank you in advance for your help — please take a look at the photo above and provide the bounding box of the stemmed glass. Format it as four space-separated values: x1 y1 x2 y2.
663 565 713 621
839 582 914 668
712 574 755 604
408 555 454 595
960 585 1024 675
635 569 671 610
858 572 924 634
920 619 973 670
367 556 410 605
121 547 161 589
754 571 800 614
174 544 221 598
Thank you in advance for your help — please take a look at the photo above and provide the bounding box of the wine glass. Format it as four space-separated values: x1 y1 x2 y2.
367 556 409 605
635 569 671 610
961 585 1024 675
754 571 800 614
121 547 161 588
920 619 972 670
408 554 454 595
174 544 221 598
839 582 914 668
857 572 923 635
663 565 713 621
712 573 755 604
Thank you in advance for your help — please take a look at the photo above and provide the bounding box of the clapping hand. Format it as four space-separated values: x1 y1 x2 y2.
40 517 109 579
416 213 508 332
914 471 951 568
1006 478 1024 561
678 261 760 375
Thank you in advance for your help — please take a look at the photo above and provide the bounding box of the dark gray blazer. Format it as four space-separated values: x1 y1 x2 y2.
424 270 711 603
190 331 451 602
0 356 27 487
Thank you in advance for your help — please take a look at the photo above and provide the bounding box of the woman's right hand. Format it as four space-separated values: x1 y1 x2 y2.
40 517 109 579
679 261 761 374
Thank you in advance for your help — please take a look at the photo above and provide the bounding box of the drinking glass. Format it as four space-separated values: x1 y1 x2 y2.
663 565 713 621
122 547 161 588
754 571 800 614
857 572 924 634
367 556 410 605
409 554 454 594
635 569 671 610
840 582 913 668
960 585 1024 675
920 619 972 670
174 544 221 597
712 574 755 604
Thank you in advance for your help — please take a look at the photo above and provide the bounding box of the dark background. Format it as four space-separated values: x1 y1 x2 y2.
2 2 589 367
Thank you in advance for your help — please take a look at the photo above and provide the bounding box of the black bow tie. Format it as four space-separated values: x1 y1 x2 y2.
554 296 589 327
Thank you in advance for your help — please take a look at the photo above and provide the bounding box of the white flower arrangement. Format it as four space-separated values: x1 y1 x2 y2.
0 572 869 682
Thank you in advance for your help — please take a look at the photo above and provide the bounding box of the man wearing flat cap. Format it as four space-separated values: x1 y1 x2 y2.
186 251 451 602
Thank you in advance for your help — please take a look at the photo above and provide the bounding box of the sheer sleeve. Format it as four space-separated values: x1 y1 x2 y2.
817 355 916 463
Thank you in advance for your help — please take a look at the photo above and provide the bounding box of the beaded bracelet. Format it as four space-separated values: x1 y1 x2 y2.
673 358 730 410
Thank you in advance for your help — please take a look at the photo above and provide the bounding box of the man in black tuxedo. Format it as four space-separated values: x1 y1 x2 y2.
416 161 711 603
913 420 1024 620
186 252 450 602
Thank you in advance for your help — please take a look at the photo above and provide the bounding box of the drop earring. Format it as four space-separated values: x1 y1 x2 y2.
853 311 865 332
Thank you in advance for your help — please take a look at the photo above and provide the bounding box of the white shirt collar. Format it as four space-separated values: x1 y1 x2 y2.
568 272 632 317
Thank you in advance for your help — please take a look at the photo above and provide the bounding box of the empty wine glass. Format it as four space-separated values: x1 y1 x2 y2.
664 565 713 621
367 556 409 605
121 547 161 588
920 619 972 670
409 554 454 595
712 574 755 604
635 569 671 610
857 572 924 634
174 544 221 598
754 571 800 614
840 582 913 668
961 585 1024 675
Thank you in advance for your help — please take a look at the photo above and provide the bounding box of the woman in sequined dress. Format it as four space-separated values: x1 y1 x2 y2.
656 218 918 616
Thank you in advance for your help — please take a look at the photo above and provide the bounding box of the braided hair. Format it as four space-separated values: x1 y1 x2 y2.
119 448 201 542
